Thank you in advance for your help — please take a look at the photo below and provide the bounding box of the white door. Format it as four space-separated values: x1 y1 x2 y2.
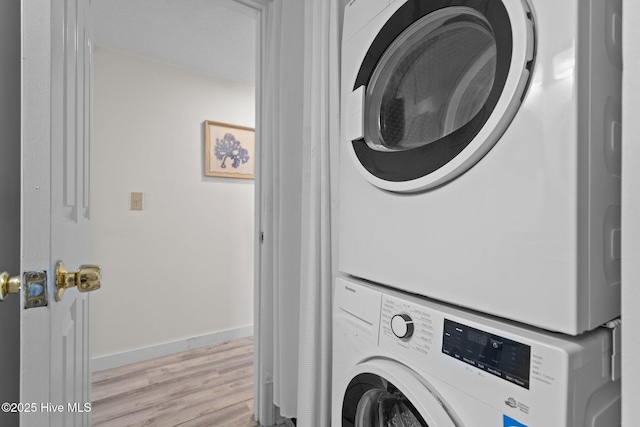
21 0 97 425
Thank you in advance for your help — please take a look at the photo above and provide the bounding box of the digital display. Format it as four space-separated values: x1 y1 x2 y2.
442 319 531 389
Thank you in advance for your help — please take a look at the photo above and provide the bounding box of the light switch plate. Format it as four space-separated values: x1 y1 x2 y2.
130 192 143 211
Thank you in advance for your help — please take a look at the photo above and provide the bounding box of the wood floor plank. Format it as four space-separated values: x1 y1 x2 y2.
93 340 252 401
94 368 222 424
174 401 254 427
157 381 254 427
221 415 259 427
95 380 254 426
146 348 253 385
92 337 253 383
150 342 253 376
92 366 253 424
91 337 257 427
92 369 151 402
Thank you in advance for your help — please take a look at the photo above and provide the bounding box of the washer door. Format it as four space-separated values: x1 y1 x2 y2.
341 360 459 427
346 0 534 193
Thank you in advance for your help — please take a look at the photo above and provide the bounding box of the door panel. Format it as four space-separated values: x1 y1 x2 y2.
50 0 93 425
22 0 94 425
51 297 90 427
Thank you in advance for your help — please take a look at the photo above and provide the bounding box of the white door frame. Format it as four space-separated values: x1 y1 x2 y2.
227 0 276 425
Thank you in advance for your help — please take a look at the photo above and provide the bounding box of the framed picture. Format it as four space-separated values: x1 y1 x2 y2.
205 120 255 179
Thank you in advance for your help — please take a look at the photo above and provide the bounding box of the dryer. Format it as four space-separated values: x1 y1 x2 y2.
332 277 621 427
338 0 622 335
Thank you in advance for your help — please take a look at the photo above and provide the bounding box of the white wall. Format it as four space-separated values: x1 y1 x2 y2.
622 0 640 424
0 1 21 424
91 47 255 362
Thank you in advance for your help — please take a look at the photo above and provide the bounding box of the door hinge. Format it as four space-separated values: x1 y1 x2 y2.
260 231 264 243
605 318 621 381
23 271 48 308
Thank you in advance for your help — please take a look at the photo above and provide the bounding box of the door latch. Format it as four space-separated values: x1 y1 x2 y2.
1 270 48 308
24 271 48 308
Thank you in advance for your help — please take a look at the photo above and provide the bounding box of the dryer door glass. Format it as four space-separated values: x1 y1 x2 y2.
364 7 496 152
349 0 533 190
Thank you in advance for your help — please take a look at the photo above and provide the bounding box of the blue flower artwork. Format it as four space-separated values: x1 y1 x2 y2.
214 133 250 169
205 121 255 179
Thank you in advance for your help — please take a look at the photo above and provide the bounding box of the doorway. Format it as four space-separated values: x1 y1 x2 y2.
89 0 259 424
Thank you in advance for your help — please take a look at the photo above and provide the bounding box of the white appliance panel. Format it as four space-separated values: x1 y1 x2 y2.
332 278 621 427
338 0 621 334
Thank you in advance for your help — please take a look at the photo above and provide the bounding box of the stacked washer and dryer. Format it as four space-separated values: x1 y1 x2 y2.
333 0 622 426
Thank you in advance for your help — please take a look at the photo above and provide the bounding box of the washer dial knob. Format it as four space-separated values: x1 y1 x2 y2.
391 314 414 339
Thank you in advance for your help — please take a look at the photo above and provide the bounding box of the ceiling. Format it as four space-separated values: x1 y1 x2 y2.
92 0 257 86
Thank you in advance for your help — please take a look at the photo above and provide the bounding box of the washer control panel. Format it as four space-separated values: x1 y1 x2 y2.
442 319 531 389
381 295 434 356
381 294 532 390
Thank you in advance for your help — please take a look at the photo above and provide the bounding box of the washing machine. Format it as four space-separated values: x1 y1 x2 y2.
332 277 620 427
338 0 622 335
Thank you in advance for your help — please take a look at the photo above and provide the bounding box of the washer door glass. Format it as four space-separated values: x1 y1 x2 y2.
355 388 427 427
341 371 455 427
365 7 496 152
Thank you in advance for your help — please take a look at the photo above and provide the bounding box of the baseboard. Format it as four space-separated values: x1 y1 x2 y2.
92 324 254 373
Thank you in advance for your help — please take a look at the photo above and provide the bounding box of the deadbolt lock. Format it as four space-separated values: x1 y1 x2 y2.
0 272 21 301
55 261 101 302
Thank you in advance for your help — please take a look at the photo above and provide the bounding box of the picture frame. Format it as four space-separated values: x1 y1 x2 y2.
205 120 255 179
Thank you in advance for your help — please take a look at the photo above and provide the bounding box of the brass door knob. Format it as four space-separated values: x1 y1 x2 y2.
55 261 101 302
0 272 20 301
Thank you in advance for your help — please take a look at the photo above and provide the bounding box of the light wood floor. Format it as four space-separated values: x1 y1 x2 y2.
91 337 258 427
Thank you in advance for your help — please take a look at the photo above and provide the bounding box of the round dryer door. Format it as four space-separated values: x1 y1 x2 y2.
341 360 459 427
347 0 534 193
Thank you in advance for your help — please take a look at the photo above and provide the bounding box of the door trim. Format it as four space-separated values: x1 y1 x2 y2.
227 0 275 425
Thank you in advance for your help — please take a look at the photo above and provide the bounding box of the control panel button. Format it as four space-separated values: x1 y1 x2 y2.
391 314 414 339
